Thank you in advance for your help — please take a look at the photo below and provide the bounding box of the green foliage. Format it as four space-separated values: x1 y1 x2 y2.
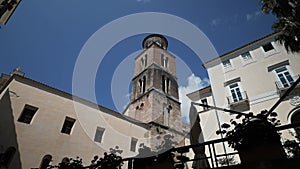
260 0 300 53
217 156 237 166
89 152 123 169
48 157 83 169
136 134 177 157
216 110 281 150
283 139 300 158
47 152 123 169
283 131 300 159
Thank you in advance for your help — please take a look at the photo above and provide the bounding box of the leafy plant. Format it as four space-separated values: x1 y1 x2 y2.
283 131 300 158
47 152 123 169
48 157 83 169
283 139 300 158
216 110 281 150
260 0 300 53
217 156 237 166
89 152 123 169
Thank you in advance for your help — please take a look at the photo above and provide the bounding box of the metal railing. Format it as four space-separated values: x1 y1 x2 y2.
123 137 239 169
173 138 239 168
227 91 248 105
123 122 300 169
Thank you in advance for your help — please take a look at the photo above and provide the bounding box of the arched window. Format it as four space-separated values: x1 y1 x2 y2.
39 154 52 169
143 76 146 93
139 79 143 93
164 105 172 126
141 54 147 69
162 75 170 93
161 54 168 68
138 76 146 94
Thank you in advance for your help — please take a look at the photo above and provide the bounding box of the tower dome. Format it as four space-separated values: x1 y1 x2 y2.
142 34 168 49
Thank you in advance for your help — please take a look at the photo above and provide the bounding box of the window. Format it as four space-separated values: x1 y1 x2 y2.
61 117 76 135
229 83 243 102
18 104 38 124
275 66 294 88
164 105 172 126
138 76 146 94
262 42 274 52
130 137 138 152
241 52 252 60
94 127 105 143
161 54 168 68
143 76 146 93
139 79 142 93
162 75 170 93
201 98 208 110
141 55 147 69
222 59 231 68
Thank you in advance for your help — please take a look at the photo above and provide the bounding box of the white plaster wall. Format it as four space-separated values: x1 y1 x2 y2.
2 78 150 169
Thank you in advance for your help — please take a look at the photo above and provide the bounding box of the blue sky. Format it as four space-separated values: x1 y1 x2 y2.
0 0 276 122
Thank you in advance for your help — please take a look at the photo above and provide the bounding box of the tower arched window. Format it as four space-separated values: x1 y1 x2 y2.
162 75 170 93
161 54 168 68
164 105 172 126
138 76 146 94
141 54 147 69
143 76 146 93
139 79 143 93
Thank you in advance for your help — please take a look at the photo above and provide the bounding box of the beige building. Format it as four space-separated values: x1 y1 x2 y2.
188 33 300 155
0 35 188 169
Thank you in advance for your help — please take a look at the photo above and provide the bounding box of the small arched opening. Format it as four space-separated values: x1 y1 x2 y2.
39 154 52 169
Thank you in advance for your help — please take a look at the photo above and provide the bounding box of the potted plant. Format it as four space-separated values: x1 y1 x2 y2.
216 110 286 163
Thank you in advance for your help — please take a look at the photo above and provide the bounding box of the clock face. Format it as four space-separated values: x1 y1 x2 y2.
290 96 300 106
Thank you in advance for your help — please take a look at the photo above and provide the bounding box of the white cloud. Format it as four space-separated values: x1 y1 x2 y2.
179 74 210 124
255 11 261 16
211 19 220 26
246 14 253 21
136 0 151 3
246 11 261 21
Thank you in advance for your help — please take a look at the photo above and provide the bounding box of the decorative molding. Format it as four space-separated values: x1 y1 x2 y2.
223 77 241 87
249 91 279 105
267 60 289 72
290 96 300 107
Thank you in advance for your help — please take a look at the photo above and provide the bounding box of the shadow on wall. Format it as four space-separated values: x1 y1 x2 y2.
0 89 22 168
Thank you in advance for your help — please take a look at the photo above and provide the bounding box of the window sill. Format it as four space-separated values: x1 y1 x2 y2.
264 50 280 58
242 59 256 67
223 66 235 73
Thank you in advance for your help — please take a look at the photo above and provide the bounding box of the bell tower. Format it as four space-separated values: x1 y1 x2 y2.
128 34 182 130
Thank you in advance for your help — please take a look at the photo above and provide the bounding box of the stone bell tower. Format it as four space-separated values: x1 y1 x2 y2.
128 34 182 130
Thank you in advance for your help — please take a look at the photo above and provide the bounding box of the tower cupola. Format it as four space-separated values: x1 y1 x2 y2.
142 34 168 50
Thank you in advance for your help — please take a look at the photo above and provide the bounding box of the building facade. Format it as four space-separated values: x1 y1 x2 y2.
188 33 300 153
0 35 187 169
